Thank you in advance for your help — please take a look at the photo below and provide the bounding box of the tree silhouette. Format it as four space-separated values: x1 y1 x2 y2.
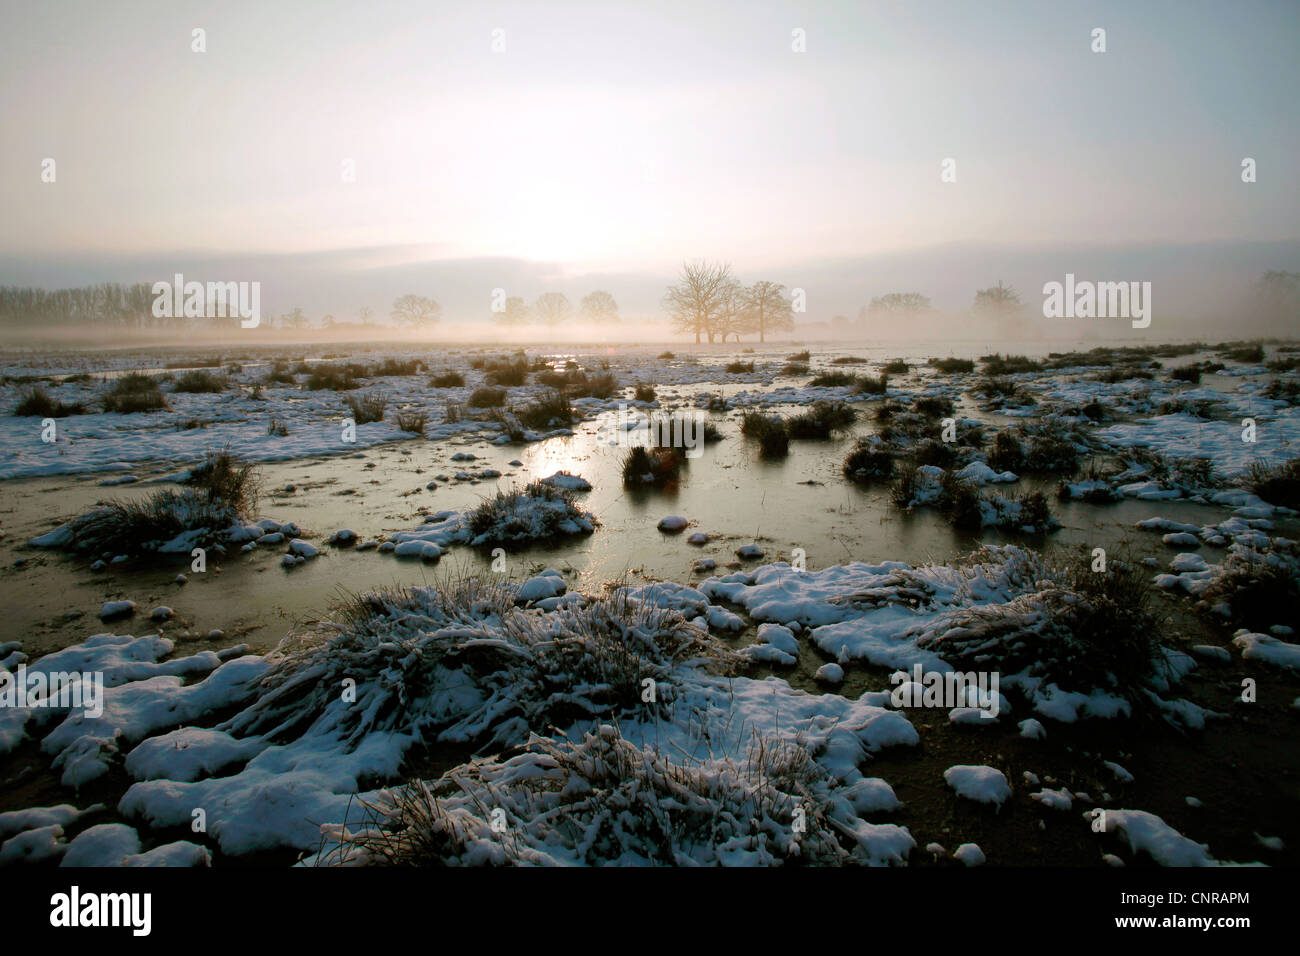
868 292 931 316
494 296 532 326
972 281 1021 316
534 292 573 326
579 290 620 322
391 294 441 326
662 260 733 344
740 281 795 343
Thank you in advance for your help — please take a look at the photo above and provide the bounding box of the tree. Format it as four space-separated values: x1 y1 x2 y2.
1256 270 1300 319
494 296 532 326
662 260 734 344
534 292 573 326
579 290 620 322
392 294 441 326
868 292 932 316
739 281 795 343
359 306 374 326
282 307 309 329
972 281 1021 316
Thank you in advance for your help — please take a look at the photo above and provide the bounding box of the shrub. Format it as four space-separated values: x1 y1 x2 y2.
263 362 297 385
882 359 909 374
394 408 429 434
102 374 168 413
658 351 675 360
856 374 889 396
725 360 755 374
780 363 809 376
890 461 922 506
307 364 363 391
267 416 289 437
808 371 857 388
13 387 84 417
570 372 619 399
786 401 856 439
344 391 388 424
375 358 423 377
467 387 507 408
914 396 954 417
48 490 238 557
929 357 975 374
464 481 597 547
1201 548 1300 634
831 356 867 365
1220 344 1264 364
938 472 983 531
429 371 465 388
988 431 1024 472
1093 367 1153 383
485 360 529 387
913 439 958 469
185 448 261 514
1015 491 1053 532
915 547 1161 704
1170 366 1201 384
740 412 788 459
634 383 656 403
1245 458 1300 509
173 369 227 393
980 354 1042 375
843 441 893 482
516 390 573 430
622 445 687 486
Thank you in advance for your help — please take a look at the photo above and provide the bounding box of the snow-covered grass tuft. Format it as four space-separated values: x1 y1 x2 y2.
230 578 739 751
913 548 1165 708
464 480 596 547
314 724 890 867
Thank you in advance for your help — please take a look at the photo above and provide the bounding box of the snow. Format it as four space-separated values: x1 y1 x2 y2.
60 823 209 867
1031 788 1073 811
953 843 986 866
1019 718 1047 740
1088 809 1238 867
1232 630 1300 670
814 662 844 685
100 600 136 620
944 765 1011 808
540 471 592 491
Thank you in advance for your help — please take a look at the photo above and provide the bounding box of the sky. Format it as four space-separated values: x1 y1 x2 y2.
1 0 1297 330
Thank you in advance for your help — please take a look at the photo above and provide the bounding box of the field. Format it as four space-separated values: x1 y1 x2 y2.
1 340 1298 867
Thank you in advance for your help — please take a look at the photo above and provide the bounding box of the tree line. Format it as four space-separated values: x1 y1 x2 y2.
661 261 796 343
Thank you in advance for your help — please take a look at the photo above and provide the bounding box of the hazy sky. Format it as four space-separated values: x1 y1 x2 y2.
2 0 1297 324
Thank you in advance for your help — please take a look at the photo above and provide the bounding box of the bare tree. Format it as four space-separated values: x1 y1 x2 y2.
739 280 794 343
359 306 374 326
579 290 620 322
391 294 441 326
534 292 573 326
1256 270 1300 322
972 281 1021 316
662 260 734 344
282 307 309 329
868 292 932 316
494 295 532 326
